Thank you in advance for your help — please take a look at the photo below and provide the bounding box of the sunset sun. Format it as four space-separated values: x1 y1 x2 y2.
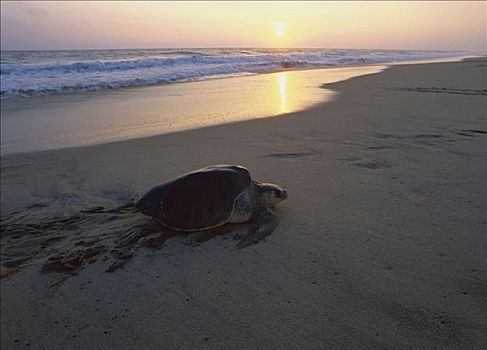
275 22 285 37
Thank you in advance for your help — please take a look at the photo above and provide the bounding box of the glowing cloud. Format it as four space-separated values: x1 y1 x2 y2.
0 2 485 51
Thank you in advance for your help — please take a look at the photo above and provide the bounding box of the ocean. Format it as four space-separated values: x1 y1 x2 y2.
0 48 460 99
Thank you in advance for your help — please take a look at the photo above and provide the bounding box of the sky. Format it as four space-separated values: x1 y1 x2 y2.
1 1 485 51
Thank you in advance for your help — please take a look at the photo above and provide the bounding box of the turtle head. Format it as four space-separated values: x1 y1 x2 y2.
256 182 288 207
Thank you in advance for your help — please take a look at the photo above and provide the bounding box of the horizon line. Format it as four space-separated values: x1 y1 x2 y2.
0 46 467 53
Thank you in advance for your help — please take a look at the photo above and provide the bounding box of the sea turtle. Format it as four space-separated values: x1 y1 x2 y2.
135 165 288 247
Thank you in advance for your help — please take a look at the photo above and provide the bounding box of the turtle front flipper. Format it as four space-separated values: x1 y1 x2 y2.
237 206 277 249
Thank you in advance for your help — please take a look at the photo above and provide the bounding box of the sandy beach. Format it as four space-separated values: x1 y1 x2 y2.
1 58 486 349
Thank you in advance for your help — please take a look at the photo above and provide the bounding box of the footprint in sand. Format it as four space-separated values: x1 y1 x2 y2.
339 155 391 170
353 160 391 170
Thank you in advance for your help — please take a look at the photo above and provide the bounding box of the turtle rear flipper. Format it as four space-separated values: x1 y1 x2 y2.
237 207 277 249
116 218 165 248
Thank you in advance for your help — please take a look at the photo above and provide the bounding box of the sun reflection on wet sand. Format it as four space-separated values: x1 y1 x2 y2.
1 66 385 154
278 73 287 113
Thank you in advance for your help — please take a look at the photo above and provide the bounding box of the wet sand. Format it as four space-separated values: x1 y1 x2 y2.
1 65 385 155
1 58 486 349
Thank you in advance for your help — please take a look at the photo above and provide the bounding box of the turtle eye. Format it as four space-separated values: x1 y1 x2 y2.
280 189 288 199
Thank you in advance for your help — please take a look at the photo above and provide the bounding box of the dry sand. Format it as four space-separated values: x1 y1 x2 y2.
1 58 486 349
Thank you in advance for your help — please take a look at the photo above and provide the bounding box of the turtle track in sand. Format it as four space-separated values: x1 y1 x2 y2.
0 202 237 282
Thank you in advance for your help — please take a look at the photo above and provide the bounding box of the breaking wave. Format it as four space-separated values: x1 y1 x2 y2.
1 48 461 99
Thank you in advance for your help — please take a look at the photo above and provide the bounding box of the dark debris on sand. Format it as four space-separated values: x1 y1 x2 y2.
42 245 106 274
0 201 251 281
0 202 155 279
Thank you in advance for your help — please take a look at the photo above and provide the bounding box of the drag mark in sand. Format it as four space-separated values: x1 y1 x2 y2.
0 202 145 279
395 87 487 96
264 150 322 159
372 130 486 147
0 202 244 282
340 128 486 171
455 129 487 137
352 160 392 170
373 133 445 140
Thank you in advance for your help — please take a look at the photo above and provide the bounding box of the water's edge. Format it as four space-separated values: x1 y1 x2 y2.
1 48 463 100
0 56 476 156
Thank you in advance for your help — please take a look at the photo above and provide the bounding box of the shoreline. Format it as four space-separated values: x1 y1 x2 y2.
1 55 479 156
1 65 386 156
1 58 486 349
1 54 474 105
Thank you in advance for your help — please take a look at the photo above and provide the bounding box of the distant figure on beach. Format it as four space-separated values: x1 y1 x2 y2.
136 165 288 248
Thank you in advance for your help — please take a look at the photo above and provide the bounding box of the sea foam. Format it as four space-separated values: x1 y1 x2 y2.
0 48 460 99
